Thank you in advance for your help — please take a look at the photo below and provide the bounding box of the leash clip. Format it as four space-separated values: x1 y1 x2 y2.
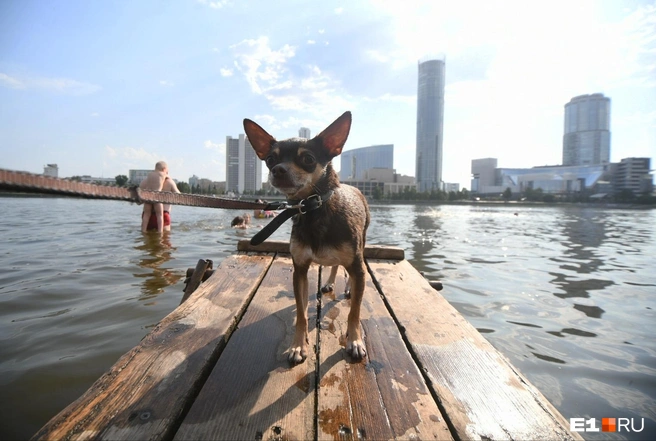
297 194 322 215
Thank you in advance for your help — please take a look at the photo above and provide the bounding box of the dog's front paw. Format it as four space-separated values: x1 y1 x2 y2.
321 283 334 293
288 344 308 364
346 339 367 360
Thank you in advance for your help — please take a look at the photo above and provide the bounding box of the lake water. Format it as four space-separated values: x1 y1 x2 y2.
0 197 654 440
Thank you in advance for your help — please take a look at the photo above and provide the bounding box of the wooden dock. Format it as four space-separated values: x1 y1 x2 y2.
33 240 580 441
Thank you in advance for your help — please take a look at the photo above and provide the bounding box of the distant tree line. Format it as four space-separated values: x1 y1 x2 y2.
372 187 471 201
493 186 655 205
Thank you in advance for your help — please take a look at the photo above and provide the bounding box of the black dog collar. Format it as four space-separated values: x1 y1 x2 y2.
250 190 333 246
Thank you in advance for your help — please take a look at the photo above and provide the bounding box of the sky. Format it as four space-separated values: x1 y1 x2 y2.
1 0 655 190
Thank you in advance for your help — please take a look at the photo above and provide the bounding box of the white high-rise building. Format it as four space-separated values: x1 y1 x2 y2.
416 56 445 192
298 127 311 139
226 134 262 194
43 164 58 178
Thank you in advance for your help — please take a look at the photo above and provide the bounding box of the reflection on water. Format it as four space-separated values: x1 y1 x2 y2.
1 199 655 440
366 203 656 440
133 232 182 300
550 209 613 322
408 206 443 273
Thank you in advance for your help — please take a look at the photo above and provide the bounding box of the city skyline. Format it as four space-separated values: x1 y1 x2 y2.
1 1 654 189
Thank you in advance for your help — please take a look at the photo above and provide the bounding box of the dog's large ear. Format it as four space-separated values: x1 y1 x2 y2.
315 111 352 158
243 119 276 160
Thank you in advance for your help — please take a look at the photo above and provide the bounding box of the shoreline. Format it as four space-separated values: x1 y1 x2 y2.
2 190 653 209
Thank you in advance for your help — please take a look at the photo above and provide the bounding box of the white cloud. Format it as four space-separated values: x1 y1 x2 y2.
265 66 355 117
335 7 344 14
370 0 656 93
104 146 161 168
608 2 656 88
197 0 229 9
91 112 99 117
230 37 355 120
252 114 278 128
220 68 233 77
203 140 225 156
363 93 414 104
159 80 174 86
0 73 24 89
615 110 656 128
230 36 295 94
0 72 101 95
307 40 316 45
246 114 332 138
105 146 118 158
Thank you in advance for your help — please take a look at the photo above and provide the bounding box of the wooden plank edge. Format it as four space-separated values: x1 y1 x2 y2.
174 257 318 441
238 239 405 260
365 259 583 441
32 253 276 441
315 267 453 440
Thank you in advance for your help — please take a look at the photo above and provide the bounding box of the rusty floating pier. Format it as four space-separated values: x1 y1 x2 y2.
33 240 580 441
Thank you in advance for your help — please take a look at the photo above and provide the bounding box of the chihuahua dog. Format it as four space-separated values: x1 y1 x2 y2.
244 111 370 364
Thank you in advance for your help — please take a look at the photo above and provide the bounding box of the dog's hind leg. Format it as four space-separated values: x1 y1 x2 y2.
321 265 339 293
289 261 311 364
345 258 367 360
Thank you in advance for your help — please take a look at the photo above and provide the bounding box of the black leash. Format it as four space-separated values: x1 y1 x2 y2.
250 191 333 246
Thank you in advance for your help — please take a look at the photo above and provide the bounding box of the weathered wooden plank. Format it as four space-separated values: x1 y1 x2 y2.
317 266 453 440
32 254 274 441
238 238 292 254
174 256 319 441
367 259 582 441
238 239 405 260
180 258 211 304
363 244 405 260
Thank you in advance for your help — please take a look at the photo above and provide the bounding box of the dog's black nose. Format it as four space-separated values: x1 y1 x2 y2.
271 164 287 178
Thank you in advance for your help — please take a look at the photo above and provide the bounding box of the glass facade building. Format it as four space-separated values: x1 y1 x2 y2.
416 57 445 192
563 94 611 166
339 144 394 180
471 158 612 195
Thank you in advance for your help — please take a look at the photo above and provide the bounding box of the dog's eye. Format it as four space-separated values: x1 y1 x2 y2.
300 154 316 166
265 155 277 168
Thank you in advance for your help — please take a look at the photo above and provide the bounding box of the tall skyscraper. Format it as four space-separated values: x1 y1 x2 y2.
416 57 445 192
226 134 262 194
340 145 394 180
563 93 611 166
298 127 311 139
